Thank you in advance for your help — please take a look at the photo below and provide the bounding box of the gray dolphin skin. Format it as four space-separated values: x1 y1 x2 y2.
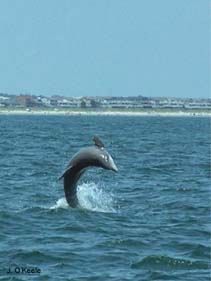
59 136 118 208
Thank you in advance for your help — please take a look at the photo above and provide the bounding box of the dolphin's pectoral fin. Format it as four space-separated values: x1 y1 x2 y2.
58 165 73 181
63 166 86 208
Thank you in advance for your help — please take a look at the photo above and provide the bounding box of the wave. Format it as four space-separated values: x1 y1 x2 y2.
131 255 210 270
50 182 117 213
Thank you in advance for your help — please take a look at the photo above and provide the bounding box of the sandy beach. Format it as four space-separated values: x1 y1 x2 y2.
0 108 210 117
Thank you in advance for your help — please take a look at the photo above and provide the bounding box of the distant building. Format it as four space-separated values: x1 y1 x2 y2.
0 93 210 110
36 96 51 107
16 95 37 107
57 98 80 108
0 95 10 107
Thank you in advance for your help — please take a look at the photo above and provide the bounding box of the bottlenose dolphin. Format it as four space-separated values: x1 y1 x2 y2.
59 136 118 207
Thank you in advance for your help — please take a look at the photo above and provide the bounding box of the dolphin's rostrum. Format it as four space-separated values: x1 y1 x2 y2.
59 137 118 208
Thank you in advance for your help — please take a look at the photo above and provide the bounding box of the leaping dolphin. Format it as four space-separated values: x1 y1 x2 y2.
59 136 118 208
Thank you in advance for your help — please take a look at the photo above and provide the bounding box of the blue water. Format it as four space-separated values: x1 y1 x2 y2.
0 115 210 281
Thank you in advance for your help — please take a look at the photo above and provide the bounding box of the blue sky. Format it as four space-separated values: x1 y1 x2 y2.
0 0 209 98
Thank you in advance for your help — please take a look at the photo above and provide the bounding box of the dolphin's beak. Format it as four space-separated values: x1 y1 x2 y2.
112 164 118 172
109 157 118 172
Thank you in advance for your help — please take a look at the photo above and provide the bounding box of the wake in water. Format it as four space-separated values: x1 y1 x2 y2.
50 182 117 213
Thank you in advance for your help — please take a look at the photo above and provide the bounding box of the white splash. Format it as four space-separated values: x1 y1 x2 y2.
50 182 116 213
77 182 116 213
50 197 69 210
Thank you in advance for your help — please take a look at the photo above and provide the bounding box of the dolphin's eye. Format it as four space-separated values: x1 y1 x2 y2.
100 154 109 162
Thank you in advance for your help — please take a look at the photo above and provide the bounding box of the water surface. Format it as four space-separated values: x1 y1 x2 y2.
0 115 210 280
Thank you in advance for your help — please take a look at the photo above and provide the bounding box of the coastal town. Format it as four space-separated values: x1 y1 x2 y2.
0 93 210 110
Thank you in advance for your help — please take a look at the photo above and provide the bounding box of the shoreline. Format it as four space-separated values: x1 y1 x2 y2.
0 108 210 117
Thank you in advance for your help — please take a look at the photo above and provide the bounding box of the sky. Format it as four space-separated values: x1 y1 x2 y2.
0 0 210 98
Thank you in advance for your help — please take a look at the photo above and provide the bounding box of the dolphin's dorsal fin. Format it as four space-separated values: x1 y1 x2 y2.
93 136 104 149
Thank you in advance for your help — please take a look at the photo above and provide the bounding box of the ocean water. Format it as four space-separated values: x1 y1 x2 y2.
0 115 210 281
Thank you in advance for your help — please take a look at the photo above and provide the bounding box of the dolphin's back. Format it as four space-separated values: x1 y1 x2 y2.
69 147 101 166
63 165 85 207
